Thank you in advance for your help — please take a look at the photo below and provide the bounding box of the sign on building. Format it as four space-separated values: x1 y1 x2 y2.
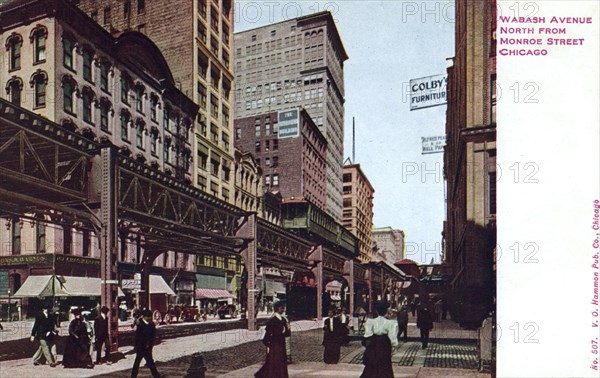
278 108 300 139
421 136 446 155
410 74 448 110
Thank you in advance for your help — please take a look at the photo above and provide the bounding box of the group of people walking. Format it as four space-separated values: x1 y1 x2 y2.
29 305 161 378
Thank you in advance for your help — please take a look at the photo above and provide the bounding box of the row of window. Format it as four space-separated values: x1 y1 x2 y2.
6 26 47 71
6 72 47 108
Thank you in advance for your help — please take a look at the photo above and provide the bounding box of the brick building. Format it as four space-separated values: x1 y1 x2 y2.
342 159 375 263
444 0 496 328
75 0 236 204
0 0 199 315
234 108 328 211
234 12 348 223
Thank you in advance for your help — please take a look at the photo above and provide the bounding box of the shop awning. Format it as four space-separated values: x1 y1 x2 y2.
195 288 234 299
121 275 176 295
13 275 124 298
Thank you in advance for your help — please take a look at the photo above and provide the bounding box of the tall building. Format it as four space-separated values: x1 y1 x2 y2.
0 0 199 314
76 0 236 203
373 227 405 264
342 159 375 263
444 0 496 328
234 108 328 211
234 12 348 223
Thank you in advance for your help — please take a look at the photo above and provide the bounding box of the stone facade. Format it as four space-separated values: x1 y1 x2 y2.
373 227 405 265
443 0 496 327
234 12 347 223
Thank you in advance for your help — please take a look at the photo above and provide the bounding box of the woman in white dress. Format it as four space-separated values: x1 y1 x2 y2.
360 301 398 378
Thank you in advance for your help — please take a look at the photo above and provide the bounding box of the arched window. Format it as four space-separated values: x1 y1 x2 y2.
6 34 22 71
81 86 95 124
30 70 48 108
120 72 131 104
62 34 74 69
99 97 112 132
120 109 131 141
6 77 23 106
149 93 159 121
30 26 47 63
135 118 145 148
82 47 94 82
134 83 145 113
99 58 111 92
62 75 77 113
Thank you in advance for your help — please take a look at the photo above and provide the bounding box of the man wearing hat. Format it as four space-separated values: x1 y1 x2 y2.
255 300 291 378
131 309 160 378
94 306 111 364
30 305 57 367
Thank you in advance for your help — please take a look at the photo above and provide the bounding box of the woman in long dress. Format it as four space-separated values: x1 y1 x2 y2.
62 308 94 369
360 301 398 378
255 301 290 378
322 309 342 364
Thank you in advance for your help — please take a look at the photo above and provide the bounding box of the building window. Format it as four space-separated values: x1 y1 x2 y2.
8 35 22 71
63 225 72 255
273 139 278 150
82 231 90 257
36 221 46 253
124 0 131 18
222 165 230 182
211 157 219 176
137 0 145 14
222 188 229 201
34 31 46 63
150 135 157 155
235 127 241 140
272 174 279 186
150 95 158 121
136 124 144 148
198 0 207 18
197 175 207 191
103 7 111 24
100 101 109 131
83 50 93 82
34 74 46 108
8 79 22 106
210 181 218 197
135 86 144 112
210 95 218 117
198 151 207 170
63 80 74 113
265 175 270 186
210 123 218 143
489 172 497 215
255 124 260 137
163 105 170 131
221 132 229 150
63 37 73 69
83 91 93 123
11 218 21 255
197 82 207 108
121 113 130 140
255 141 260 153
163 142 170 163
120 76 130 104
100 63 109 92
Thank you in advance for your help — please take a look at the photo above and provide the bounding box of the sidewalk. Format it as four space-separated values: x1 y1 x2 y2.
0 319 322 378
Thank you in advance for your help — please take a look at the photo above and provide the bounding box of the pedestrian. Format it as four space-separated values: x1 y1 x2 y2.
30 305 57 367
410 298 417 316
255 300 291 378
131 309 160 378
396 304 409 342
416 302 434 349
322 309 342 364
360 301 398 378
83 311 95 361
63 308 94 368
339 307 351 346
94 306 111 364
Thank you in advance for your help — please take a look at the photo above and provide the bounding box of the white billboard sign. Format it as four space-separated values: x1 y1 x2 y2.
410 74 448 110
421 136 446 155
278 109 300 139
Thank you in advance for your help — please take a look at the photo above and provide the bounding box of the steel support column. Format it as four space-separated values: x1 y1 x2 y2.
344 260 354 315
100 146 119 351
309 245 323 320
238 214 257 331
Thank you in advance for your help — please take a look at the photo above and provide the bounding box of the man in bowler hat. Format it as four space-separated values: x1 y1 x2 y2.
131 309 160 378
30 305 57 367
94 306 111 364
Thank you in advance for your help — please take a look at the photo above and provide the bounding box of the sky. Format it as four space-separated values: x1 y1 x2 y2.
234 1 455 263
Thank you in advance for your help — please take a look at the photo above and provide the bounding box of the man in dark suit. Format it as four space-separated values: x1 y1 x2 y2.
131 309 160 378
30 306 57 367
94 306 110 364
416 303 434 349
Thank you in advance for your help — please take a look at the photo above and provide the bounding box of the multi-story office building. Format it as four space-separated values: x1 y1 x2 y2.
75 0 242 298
234 108 328 211
342 160 375 263
0 0 199 314
76 0 235 203
373 227 405 264
444 0 496 328
234 11 348 223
